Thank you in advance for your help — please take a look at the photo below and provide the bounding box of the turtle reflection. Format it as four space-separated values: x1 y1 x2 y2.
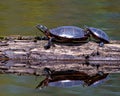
36 68 108 89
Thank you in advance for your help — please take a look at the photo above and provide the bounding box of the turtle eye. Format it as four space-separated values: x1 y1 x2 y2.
39 25 44 29
41 25 47 31
39 25 43 28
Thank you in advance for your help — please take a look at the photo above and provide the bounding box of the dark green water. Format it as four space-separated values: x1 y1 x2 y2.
0 0 120 39
0 74 120 96
0 0 120 96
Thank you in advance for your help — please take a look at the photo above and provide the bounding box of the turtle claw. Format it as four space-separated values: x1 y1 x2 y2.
97 71 104 76
99 42 104 47
44 44 51 49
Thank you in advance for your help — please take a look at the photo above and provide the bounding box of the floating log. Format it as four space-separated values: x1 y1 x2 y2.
0 37 120 75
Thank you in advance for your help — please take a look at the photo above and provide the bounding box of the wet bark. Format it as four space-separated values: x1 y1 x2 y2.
0 37 120 75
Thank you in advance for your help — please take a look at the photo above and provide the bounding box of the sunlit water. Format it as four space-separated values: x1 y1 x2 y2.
0 0 120 96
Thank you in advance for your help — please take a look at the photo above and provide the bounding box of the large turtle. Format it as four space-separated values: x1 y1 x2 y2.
36 24 88 49
84 26 110 47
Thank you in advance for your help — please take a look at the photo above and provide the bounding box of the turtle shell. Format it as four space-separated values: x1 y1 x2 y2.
49 26 88 41
87 27 109 43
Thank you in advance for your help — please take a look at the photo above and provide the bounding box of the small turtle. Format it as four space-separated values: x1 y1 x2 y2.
84 26 110 47
36 24 88 49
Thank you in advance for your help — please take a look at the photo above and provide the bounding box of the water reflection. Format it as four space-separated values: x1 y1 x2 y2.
0 59 119 75
0 60 119 96
36 68 108 89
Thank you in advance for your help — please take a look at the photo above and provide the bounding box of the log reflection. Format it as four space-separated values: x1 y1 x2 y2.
36 68 108 89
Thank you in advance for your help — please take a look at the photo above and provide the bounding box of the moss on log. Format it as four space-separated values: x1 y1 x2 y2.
0 37 120 75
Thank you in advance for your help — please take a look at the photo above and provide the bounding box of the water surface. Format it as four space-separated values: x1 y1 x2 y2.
0 0 120 39
0 74 120 96
0 0 120 96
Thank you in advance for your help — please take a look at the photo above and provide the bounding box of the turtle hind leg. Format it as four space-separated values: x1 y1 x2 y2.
99 42 104 47
44 37 55 49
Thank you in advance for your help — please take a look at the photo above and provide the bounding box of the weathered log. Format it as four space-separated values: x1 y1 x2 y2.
0 39 120 60
0 38 120 75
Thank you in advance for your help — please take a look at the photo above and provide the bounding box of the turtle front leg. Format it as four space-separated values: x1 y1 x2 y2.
44 37 55 49
99 42 104 47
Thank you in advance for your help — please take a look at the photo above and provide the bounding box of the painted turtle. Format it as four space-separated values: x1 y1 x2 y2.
36 24 88 49
84 26 110 47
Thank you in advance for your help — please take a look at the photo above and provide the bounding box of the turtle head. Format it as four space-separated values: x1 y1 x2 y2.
84 25 90 36
84 25 89 32
36 24 48 33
